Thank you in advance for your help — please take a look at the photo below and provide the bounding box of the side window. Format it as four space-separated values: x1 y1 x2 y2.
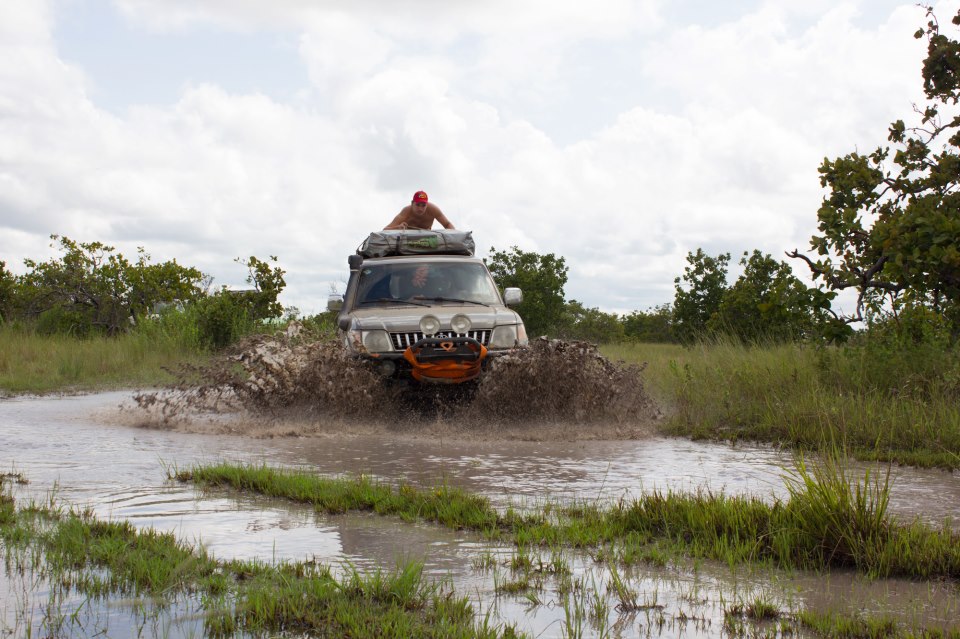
358 269 390 302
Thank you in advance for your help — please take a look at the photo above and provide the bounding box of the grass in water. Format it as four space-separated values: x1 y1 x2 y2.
0 485 521 638
5 470 958 638
178 458 960 581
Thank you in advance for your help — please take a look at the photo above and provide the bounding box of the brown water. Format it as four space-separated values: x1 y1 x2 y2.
2 391 960 637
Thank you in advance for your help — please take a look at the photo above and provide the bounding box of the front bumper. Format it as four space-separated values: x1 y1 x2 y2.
402 336 488 383
356 340 516 384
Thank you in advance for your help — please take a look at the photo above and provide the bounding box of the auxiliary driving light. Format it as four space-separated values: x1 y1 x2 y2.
450 314 472 335
419 315 441 336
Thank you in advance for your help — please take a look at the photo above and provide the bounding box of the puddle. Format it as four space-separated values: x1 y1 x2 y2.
2 391 960 637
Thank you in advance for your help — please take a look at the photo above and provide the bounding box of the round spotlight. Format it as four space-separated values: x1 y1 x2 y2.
450 314 472 335
420 315 441 336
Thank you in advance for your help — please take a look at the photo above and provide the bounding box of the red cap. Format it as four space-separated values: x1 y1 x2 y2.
412 190 428 203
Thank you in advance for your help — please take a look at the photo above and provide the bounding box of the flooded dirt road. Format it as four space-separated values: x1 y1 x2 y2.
2 391 960 637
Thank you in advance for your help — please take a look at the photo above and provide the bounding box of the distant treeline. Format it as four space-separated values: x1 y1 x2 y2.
486 246 846 345
0 235 301 349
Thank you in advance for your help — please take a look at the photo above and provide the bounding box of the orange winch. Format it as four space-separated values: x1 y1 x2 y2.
402 337 488 383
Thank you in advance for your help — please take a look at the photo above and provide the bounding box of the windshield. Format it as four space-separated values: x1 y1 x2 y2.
355 262 502 306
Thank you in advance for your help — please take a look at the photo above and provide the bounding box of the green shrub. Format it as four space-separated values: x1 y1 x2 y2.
299 311 339 341
35 306 95 338
194 293 255 350
816 309 960 401
132 305 202 352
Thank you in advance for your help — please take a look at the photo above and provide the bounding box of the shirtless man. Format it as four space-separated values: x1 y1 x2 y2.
384 191 455 230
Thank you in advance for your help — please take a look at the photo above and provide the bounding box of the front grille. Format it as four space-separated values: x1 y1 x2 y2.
390 330 491 349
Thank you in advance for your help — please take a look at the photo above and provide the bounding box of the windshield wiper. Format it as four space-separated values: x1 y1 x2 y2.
412 296 490 306
358 297 429 307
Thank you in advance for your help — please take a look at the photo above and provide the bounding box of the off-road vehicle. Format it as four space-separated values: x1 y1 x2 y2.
328 230 528 383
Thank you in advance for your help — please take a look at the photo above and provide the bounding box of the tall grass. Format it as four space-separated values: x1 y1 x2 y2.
602 338 960 469
0 307 337 394
0 321 207 393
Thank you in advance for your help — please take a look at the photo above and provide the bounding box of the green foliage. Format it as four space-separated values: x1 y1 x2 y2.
709 250 838 342
556 300 624 343
133 302 203 352
14 235 205 335
620 304 676 343
674 249 841 344
186 460 960 582
817 306 960 401
673 249 731 343
791 7 960 335
239 255 286 320
1 237 287 351
609 336 960 469
184 255 286 349
2 491 511 639
0 260 13 323
485 246 568 336
0 322 206 393
299 310 340 341
35 305 94 337
194 291 256 350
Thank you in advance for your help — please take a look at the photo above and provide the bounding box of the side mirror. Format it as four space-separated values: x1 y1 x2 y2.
503 287 523 307
326 294 343 312
348 254 363 270
338 316 352 331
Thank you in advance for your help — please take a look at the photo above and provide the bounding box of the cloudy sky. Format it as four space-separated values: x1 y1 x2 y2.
1 0 955 315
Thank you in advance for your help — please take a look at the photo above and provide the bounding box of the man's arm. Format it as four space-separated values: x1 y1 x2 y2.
384 207 410 230
433 206 455 229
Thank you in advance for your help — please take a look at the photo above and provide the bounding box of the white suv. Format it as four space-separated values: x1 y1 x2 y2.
329 232 528 384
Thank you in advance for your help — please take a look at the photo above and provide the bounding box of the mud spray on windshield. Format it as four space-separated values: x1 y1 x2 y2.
134 328 661 439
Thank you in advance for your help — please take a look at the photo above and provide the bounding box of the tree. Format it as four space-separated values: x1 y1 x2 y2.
789 7 960 337
0 261 14 323
238 255 286 320
556 300 625 343
709 250 837 342
15 235 205 335
127 249 207 319
673 249 730 343
620 304 675 343
191 255 287 348
485 246 568 336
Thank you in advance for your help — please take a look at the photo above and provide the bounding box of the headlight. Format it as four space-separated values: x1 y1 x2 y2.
420 315 441 336
362 330 393 352
516 322 528 346
489 325 518 348
450 314 472 334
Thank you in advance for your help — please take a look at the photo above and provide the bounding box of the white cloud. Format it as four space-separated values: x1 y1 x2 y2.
1 0 955 316
113 0 662 38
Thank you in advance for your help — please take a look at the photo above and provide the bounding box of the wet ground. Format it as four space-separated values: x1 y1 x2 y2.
2 391 960 638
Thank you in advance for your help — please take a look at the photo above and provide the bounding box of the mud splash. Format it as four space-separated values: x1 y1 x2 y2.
468 338 659 422
134 325 660 439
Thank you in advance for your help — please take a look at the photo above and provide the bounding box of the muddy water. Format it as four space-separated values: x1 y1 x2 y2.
2 391 960 638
